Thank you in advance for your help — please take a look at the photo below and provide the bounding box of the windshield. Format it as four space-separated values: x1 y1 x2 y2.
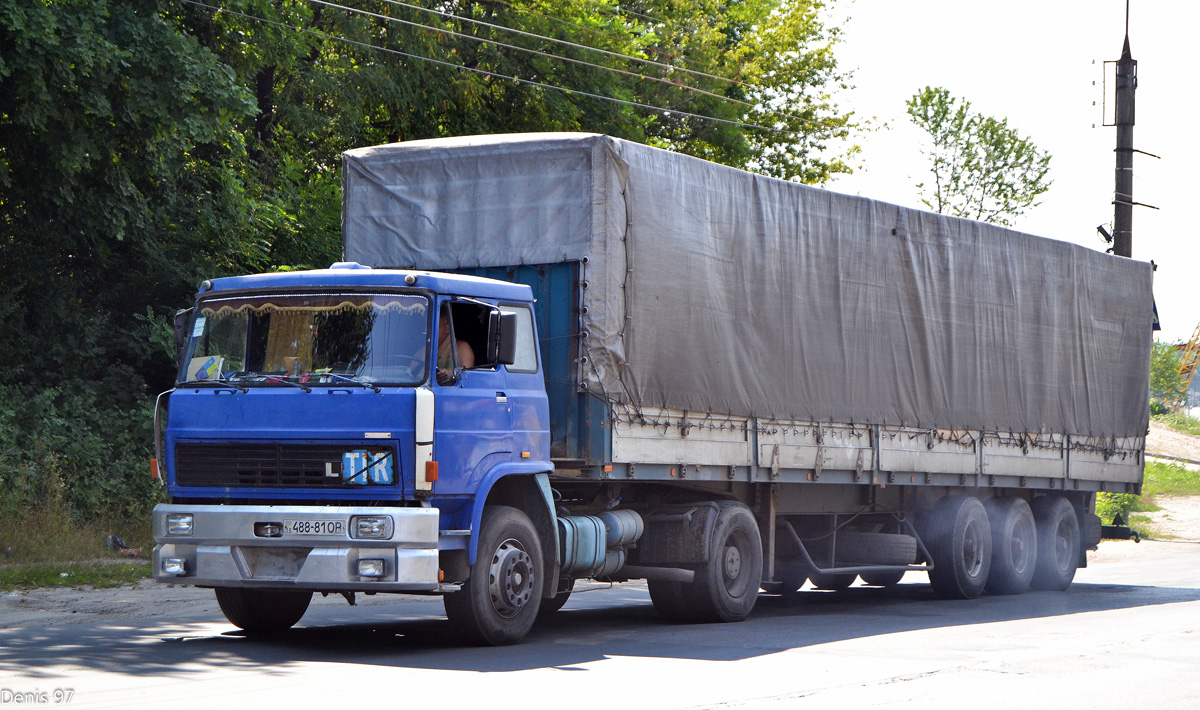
179 292 429 386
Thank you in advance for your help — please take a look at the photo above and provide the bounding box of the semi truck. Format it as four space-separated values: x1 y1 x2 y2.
152 133 1153 645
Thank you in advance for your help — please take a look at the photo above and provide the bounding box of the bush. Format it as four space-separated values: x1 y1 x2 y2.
0 381 166 525
1095 492 1139 525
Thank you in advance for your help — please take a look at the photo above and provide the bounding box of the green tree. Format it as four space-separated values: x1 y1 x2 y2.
1150 340 1188 411
0 0 863 523
906 86 1051 226
174 0 858 190
0 0 258 519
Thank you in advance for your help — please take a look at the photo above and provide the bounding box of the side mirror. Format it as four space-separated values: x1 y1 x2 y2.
173 308 194 365
485 311 518 366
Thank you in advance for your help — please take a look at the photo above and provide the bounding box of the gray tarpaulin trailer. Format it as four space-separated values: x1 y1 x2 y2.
342 132 1153 620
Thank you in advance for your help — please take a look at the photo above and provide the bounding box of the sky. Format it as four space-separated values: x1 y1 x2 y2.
823 0 1198 343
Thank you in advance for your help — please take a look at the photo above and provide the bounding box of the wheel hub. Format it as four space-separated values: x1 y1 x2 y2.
723 544 742 580
1053 521 1072 569
963 520 984 577
489 538 535 618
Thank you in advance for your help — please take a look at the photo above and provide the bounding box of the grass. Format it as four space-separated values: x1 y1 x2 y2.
1142 460 1200 497
0 509 154 591
1154 411 1200 438
0 561 151 592
1097 460 1200 540
1127 513 1157 540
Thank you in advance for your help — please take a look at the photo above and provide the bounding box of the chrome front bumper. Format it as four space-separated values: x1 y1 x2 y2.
152 503 440 591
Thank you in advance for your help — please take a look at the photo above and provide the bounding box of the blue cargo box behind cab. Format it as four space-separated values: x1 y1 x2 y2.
451 262 608 468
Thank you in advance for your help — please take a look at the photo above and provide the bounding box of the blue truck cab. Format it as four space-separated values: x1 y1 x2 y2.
152 263 566 644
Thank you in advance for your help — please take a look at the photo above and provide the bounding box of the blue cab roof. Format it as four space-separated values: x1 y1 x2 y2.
203 262 533 301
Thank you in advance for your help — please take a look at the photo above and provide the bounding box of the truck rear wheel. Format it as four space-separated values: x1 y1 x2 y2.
215 588 311 633
1030 496 1080 591
538 578 574 616
648 579 697 622
648 502 763 623
685 502 763 622
984 497 1038 595
444 505 544 645
926 495 991 600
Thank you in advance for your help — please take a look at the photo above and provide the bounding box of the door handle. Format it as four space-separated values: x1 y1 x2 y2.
496 392 508 404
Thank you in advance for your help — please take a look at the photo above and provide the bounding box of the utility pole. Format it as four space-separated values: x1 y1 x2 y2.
1112 9 1136 259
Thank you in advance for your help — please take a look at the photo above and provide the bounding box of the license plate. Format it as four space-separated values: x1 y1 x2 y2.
283 519 346 536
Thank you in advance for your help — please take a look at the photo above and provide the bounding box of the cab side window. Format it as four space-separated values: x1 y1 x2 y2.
500 305 538 373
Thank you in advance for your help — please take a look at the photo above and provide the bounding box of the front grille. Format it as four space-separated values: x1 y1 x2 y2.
174 443 391 488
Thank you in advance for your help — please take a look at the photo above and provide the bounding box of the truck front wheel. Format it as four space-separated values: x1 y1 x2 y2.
444 505 544 645
214 588 312 634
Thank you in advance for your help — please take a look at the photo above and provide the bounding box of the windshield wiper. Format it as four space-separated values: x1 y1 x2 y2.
179 376 247 392
222 371 313 393
312 371 382 394
261 375 312 393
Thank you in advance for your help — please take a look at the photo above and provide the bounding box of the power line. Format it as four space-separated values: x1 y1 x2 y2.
329 0 750 90
306 0 756 109
180 1 805 136
489 0 732 76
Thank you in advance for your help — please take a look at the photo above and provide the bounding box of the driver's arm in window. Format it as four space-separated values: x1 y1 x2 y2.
437 308 474 383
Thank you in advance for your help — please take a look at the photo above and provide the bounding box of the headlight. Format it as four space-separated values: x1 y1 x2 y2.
357 559 386 578
166 513 194 536
351 516 392 540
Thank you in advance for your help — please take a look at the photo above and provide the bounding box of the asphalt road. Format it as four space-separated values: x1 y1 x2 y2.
3 539 1200 709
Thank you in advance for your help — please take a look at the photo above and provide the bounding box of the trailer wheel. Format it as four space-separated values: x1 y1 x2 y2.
926 495 992 599
859 570 906 587
444 505 543 645
810 572 857 590
215 588 311 633
984 497 1038 595
1030 496 1080 591
538 579 574 616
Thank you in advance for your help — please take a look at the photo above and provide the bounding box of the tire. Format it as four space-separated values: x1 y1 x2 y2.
835 532 918 566
214 588 311 633
686 502 764 622
776 561 809 593
650 502 763 623
984 497 1038 595
810 572 857 590
538 579 574 616
443 505 544 645
926 496 992 600
1030 496 1080 591
648 579 697 622
859 570 906 587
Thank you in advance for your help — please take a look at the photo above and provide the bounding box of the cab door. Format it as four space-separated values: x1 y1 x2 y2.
432 300 513 495
499 303 550 464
